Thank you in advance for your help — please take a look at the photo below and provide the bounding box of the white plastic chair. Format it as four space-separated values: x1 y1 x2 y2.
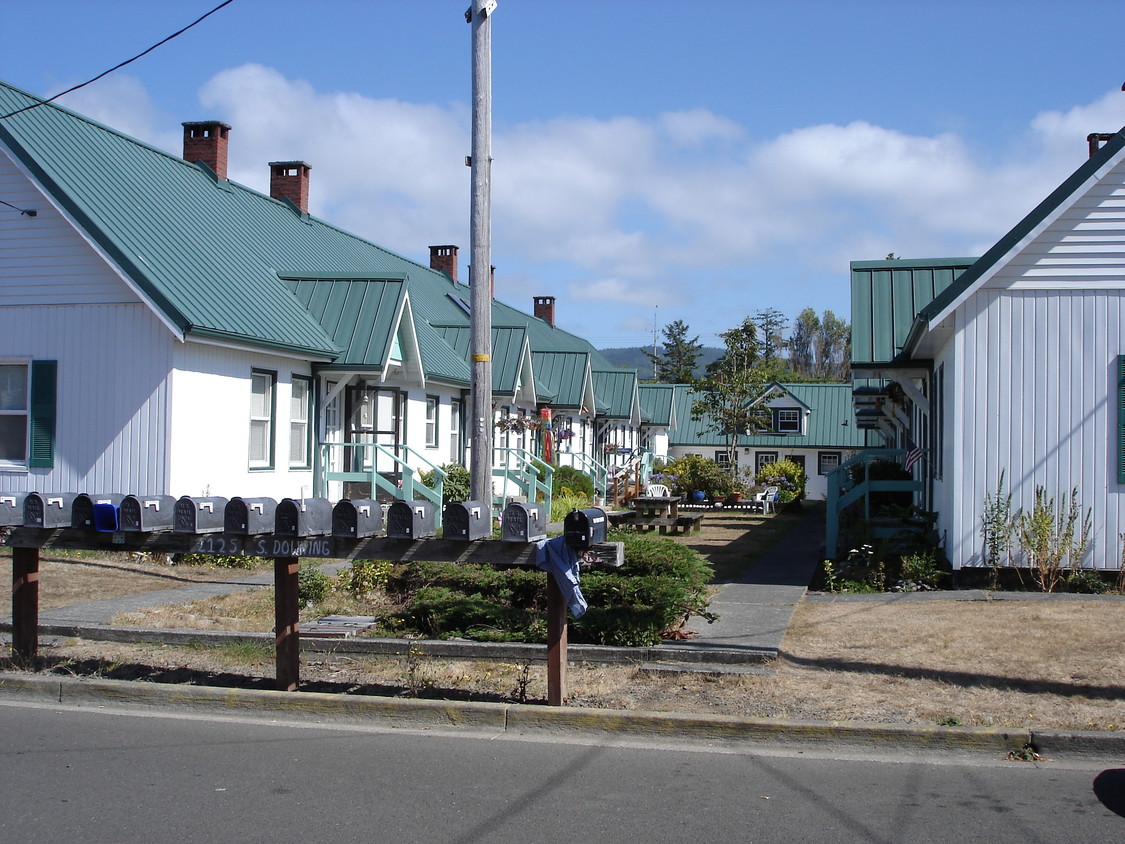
645 483 671 497
752 486 779 514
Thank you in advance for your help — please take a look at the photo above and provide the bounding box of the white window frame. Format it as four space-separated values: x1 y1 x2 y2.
775 408 801 434
756 451 778 473
289 376 312 469
249 369 276 469
0 361 29 469
425 395 439 448
818 451 841 475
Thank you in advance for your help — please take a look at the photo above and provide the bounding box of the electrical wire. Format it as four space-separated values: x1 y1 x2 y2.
0 0 238 121
0 198 36 216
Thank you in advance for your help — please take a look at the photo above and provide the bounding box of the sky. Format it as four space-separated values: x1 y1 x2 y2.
3 0 1125 350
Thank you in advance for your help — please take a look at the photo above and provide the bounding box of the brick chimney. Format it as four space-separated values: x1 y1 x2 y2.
269 161 311 213
182 121 231 179
429 245 459 283
534 296 556 326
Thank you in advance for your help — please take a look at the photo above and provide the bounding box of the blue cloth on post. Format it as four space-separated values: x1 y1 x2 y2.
535 536 587 618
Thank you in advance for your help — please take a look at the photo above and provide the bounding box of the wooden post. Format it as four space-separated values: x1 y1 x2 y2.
273 556 300 692
12 546 40 661
546 573 567 705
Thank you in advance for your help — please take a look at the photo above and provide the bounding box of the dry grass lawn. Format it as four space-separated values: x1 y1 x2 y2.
3 514 1123 731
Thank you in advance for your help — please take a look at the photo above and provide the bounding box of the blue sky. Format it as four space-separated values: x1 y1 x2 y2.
4 0 1125 349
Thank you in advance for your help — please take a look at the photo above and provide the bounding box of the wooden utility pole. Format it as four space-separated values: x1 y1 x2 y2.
468 0 496 505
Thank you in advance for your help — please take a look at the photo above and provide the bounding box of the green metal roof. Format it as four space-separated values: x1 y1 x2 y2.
433 325 530 396
669 382 875 449
637 383 683 428
850 258 977 365
531 351 591 409
284 278 403 367
591 370 638 420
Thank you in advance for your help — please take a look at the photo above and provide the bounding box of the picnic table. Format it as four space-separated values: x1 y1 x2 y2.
623 495 705 535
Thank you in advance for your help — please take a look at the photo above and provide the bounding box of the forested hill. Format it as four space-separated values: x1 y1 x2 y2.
599 346 722 377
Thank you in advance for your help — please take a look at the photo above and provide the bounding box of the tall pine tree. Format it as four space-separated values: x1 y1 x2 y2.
642 319 704 383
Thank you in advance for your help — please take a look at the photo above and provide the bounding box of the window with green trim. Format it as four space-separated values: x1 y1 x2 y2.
0 360 55 469
250 369 276 469
1118 356 1125 484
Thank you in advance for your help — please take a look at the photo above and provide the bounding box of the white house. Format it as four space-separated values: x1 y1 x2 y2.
842 129 1125 570
0 80 643 509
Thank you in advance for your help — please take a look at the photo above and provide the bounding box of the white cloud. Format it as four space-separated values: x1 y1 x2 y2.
62 74 180 153
136 66 1117 323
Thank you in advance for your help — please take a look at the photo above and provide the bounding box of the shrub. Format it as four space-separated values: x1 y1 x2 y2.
663 454 732 497
334 559 393 596
298 564 331 606
551 465 594 500
1015 486 1091 592
420 463 471 506
756 458 806 503
551 493 590 523
376 532 716 647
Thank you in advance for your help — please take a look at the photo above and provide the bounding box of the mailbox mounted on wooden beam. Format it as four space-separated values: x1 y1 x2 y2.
0 492 28 526
173 496 228 533
120 495 178 532
24 492 78 528
443 500 491 541
386 499 436 539
275 497 333 537
332 499 382 538
501 501 547 543
563 507 608 551
72 493 125 531
225 497 278 535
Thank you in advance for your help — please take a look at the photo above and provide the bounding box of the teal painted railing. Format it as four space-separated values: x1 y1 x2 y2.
557 450 608 498
492 446 553 516
317 441 445 527
824 448 924 559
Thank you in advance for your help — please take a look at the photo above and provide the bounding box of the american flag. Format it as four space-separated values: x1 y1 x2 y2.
904 439 924 473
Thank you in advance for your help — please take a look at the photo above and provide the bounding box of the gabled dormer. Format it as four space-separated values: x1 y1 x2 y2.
754 382 812 435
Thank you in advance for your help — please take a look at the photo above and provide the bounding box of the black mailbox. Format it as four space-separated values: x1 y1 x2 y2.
386 499 436 539
501 501 547 543
275 497 333 537
332 499 382 538
443 500 491 541
120 495 178 532
173 496 228 533
563 507 607 551
0 492 28 526
72 493 125 530
224 497 278 535
24 492 78 528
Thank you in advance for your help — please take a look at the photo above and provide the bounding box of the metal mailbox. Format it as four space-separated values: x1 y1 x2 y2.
224 497 278 535
331 499 382 538
92 502 121 532
23 492 79 528
72 493 125 530
563 507 608 551
443 500 491 541
120 495 178 532
386 499 436 539
275 497 333 537
173 496 229 534
0 492 28 526
501 501 547 543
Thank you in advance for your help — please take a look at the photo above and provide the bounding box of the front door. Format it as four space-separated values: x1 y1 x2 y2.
345 385 403 494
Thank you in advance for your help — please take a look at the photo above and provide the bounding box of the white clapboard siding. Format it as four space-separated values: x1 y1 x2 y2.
0 303 173 495
0 152 138 305
937 154 1125 570
168 340 317 500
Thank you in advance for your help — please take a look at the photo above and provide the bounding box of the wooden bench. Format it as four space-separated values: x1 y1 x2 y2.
623 512 706 536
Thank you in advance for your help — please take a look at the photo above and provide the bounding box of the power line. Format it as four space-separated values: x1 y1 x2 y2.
1 0 238 121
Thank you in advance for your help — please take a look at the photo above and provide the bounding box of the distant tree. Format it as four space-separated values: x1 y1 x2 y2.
787 307 819 377
642 319 704 383
690 317 771 469
753 308 788 363
814 310 851 381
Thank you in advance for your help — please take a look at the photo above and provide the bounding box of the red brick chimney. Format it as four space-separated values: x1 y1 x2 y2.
269 161 311 213
429 245 459 283
182 121 231 179
534 296 556 326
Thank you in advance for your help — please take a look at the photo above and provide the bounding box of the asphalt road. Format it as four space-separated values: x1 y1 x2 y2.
0 700 1120 844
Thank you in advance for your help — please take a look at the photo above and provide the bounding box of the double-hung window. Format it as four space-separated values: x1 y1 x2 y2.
425 395 439 448
0 360 56 470
774 408 801 434
250 369 276 469
289 376 312 469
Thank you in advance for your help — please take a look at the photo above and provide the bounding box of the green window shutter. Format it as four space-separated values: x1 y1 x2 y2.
1119 356 1125 484
28 360 57 468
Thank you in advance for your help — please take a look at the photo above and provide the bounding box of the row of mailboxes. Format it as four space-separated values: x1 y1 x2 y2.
1 493 562 545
